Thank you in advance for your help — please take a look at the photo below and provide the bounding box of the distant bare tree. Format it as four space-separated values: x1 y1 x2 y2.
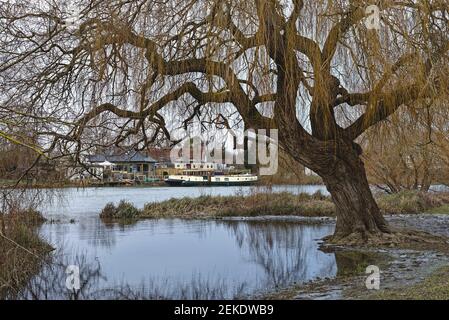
363 103 449 193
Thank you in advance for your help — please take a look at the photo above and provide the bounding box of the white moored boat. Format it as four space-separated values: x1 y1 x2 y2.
165 171 258 186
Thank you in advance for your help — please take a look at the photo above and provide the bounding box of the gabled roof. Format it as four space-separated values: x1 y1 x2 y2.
87 151 156 163
147 147 172 163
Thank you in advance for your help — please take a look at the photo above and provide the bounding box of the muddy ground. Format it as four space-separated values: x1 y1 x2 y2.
236 214 449 300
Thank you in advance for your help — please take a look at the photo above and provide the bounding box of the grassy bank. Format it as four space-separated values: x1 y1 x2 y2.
100 190 449 220
0 209 52 299
100 191 335 220
377 190 449 214
259 174 324 185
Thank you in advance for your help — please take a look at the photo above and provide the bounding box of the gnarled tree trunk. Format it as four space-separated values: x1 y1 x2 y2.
314 143 391 243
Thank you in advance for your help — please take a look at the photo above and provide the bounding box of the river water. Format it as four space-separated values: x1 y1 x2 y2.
42 185 329 219
28 185 338 299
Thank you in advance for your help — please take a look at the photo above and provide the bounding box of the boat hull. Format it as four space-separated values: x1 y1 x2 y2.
164 179 258 187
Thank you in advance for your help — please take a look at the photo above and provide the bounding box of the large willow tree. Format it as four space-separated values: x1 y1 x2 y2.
1 0 448 243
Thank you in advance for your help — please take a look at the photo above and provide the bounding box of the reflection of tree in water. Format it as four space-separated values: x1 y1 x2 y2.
10 249 105 300
84 218 117 249
89 217 206 248
220 221 337 289
11 249 251 300
333 250 387 278
26 220 377 299
99 217 218 242
39 218 117 250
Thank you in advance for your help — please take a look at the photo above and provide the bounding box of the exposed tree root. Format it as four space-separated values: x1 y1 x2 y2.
322 227 448 249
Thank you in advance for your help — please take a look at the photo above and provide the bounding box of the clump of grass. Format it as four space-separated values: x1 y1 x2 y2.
100 200 141 220
295 200 335 216
142 195 232 218
311 190 328 200
100 190 449 221
100 202 118 218
10 208 47 226
377 191 449 214
138 192 335 219
0 209 52 299
425 204 449 214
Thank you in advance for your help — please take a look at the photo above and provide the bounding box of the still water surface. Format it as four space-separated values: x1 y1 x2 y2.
35 185 336 299
42 185 329 218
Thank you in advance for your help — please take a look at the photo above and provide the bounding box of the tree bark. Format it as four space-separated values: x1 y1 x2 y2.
318 147 391 242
